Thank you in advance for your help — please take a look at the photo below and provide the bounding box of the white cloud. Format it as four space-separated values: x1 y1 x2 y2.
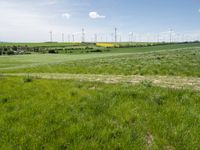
89 11 105 19
0 1 74 42
198 8 200 13
62 13 71 19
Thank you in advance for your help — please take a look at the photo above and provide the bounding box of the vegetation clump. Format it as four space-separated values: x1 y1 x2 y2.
0 97 8 104
23 75 33 83
48 49 58 54
140 80 153 88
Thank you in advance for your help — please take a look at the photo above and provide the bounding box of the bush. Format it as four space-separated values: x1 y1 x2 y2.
90 49 103 53
3 47 8 52
0 48 3 55
23 75 33 83
12 46 18 51
33 47 39 52
7 50 15 55
48 50 57 54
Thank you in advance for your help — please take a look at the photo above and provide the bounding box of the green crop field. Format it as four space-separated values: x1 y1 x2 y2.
0 53 130 71
1 43 200 77
0 42 200 149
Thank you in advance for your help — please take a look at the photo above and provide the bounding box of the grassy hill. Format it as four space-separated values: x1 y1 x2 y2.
0 43 200 149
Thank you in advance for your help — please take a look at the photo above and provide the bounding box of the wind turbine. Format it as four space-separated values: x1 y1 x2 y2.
49 31 53 42
62 33 64 42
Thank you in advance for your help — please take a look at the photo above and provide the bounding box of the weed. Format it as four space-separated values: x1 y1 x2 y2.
140 80 153 88
23 75 33 83
151 94 166 105
70 90 78 97
0 97 8 104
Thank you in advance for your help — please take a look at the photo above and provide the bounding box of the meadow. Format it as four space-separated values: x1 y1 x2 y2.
0 77 199 149
0 42 200 149
1 43 200 77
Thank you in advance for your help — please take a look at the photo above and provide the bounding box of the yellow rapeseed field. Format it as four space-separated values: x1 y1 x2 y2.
96 43 115 47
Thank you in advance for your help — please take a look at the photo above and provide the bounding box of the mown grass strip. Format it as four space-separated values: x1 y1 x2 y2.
2 73 200 91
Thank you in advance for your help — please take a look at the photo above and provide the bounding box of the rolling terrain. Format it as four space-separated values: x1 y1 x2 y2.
0 43 200 149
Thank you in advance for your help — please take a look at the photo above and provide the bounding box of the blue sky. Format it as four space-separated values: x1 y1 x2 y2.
1 0 200 42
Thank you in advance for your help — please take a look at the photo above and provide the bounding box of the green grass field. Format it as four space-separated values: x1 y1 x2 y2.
0 43 200 149
0 77 199 149
1 43 200 77
0 53 130 71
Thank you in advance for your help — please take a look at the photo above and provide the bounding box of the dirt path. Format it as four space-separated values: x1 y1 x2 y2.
2 73 200 91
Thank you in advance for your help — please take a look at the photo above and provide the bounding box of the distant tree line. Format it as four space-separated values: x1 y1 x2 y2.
0 44 108 55
0 45 30 55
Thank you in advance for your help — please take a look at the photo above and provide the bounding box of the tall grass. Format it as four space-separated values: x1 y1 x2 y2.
3 48 199 77
0 77 199 149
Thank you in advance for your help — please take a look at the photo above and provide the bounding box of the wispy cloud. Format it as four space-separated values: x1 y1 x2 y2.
89 11 105 19
62 13 71 19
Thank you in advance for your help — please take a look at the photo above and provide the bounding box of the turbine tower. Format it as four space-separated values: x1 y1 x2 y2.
72 34 75 42
115 27 117 43
169 28 173 43
94 34 97 43
129 32 134 42
82 28 85 43
68 34 71 42
111 33 114 42
49 31 53 42
62 33 64 42
157 34 160 43
131 32 133 42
